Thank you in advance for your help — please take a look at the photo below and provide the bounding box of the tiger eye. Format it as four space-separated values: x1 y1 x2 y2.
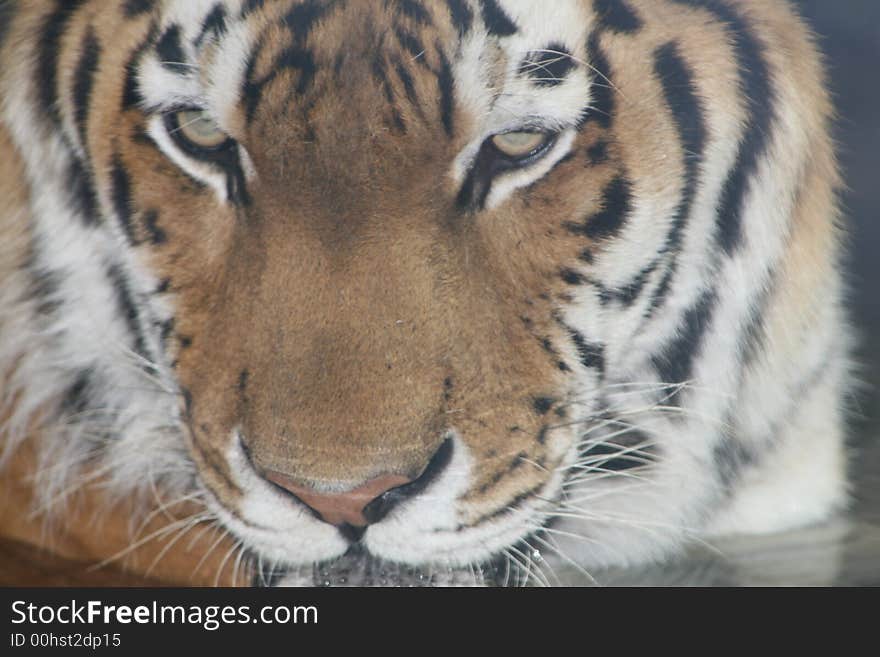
173 109 229 150
491 131 551 159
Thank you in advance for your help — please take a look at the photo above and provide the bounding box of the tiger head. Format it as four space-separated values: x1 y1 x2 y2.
0 0 848 583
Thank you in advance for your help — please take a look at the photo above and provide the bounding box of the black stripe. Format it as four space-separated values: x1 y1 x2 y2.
586 174 633 239
159 316 175 349
651 288 717 404
372 54 406 133
122 25 158 110
670 0 775 255
536 336 572 373
714 438 755 490
105 263 150 364
240 0 265 19
586 140 609 165
276 47 318 92
241 38 268 122
392 0 432 25
605 259 660 306
67 159 101 226
584 32 614 129
537 426 550 444
593 0 642 34
650 266 675 314
646 41 707 312
725 354 833 489
26 250 63 316
519 43 576 87
225 149 251 207
436 47 455 136
456 138 500 210
445 0 473 36
155 24 188 72
285 0 333 43
72 27 101 151
110 152 137 243
578 446 647 472
568 329 605 374
189 427 244 496
654 42 706 225
194 4 227 48
443 376 454 404
736 348 829 484
578 432 657 473
479 0 517 37
38 0 89 126
564 174 633 240
478 453 528 494
393 57 420 109
243 44 316 122
461 483 545 528
738 271 774 368
181 387 193 418
62 369 93 415
123 0 155 17
142 209 167 245
394 25 426 60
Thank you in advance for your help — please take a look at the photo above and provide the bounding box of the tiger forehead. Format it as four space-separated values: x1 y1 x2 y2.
184 0 592 125
239 2 456 110
227 0 593 71
221 0 591 50
243 0 452 73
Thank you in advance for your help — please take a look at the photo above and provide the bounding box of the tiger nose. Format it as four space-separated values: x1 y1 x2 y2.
265 472 411 528
263 439 454 530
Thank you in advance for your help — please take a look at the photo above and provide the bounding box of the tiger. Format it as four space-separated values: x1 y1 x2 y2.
0 0 849 586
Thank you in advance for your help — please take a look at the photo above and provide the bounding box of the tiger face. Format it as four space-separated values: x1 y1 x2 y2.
0 0 849 584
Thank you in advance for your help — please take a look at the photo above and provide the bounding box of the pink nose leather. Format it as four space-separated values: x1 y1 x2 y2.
265 472 411 527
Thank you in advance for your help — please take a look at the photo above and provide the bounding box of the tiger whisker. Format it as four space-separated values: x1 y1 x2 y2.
232 545 251 588
87 511 212 572
214 536 246 587
193 525 232 577
144 513 217 578
526 529 601 586
519 536 561 587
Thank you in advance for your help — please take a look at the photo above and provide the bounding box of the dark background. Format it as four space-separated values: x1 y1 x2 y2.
793 1 879 512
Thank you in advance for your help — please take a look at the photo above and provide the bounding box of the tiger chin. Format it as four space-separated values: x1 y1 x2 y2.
0 0 850 587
